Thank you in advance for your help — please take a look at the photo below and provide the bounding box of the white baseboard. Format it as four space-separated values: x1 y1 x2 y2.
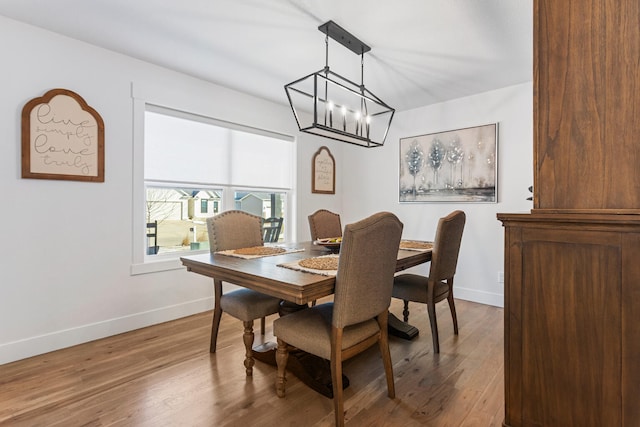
454 287 504 308
0 297 213 366
0 288 502 366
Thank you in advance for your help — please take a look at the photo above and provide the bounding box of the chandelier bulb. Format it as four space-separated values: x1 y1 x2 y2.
366 115 371 139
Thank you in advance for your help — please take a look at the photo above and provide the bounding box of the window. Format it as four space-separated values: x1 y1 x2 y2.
142 106 294 258
144 185 222 254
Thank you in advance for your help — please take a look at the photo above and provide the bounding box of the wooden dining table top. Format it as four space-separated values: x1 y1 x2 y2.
180 241 432 305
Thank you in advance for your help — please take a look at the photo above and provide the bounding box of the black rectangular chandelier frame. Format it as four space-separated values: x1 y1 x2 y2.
285 20 395 148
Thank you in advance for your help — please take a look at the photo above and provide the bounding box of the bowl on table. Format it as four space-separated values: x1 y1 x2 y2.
313 237 342 252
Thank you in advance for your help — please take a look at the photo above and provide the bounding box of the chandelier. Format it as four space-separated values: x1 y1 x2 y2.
285 20 395 148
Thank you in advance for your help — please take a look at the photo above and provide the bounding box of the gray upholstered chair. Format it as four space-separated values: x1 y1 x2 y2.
308 209 342 241
206 210 282 376
274 212 403 427
308 209 342 306
392 210 466 354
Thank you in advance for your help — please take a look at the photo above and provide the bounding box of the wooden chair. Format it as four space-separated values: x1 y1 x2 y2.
274 212 403 427
206 210 282 376
392 210 466 354
262 217 283 243
308 210 342 307
308 209 342 241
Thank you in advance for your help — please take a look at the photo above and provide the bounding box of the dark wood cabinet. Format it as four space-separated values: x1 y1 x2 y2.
533 0 640 213
498 213 640 426
499 1 640 425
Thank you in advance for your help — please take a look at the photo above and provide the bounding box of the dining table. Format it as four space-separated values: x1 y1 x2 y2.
180 240 432 397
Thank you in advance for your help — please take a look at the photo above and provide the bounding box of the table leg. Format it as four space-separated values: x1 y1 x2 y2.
388 312 419 340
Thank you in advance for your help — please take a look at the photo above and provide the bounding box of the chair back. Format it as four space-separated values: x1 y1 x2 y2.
333 212 403 328
262 217 283 243
146 221 158 255
429 210 466 283
308 209 342 241
206 210 263 252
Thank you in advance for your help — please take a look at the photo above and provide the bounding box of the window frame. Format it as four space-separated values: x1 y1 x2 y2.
131 87 296 275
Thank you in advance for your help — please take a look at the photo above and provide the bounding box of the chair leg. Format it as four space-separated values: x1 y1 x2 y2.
331 327 345 427
447 291 459 335
260 316 266 335
242 320 255 376
402 300 410 322
378 313 395 398
210 279 223 353
275 338 289 397
210 305 223 353
427 301 440 354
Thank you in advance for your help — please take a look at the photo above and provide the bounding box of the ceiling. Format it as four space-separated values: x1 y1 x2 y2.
0 0 532 112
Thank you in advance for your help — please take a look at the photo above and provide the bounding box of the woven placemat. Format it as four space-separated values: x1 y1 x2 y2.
298 256 339 270
234 246 286 256
277 254 339 276
399 240 434 251
217 246 303 259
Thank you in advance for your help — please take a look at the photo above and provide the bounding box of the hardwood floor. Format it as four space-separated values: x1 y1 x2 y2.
0 298 504 426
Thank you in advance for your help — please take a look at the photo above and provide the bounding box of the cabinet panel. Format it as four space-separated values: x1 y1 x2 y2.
520 235 621 426
535 0 640 211
621 234 640 424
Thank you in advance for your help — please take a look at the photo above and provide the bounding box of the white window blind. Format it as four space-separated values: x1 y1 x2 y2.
230 131 293 188
145 109 293 189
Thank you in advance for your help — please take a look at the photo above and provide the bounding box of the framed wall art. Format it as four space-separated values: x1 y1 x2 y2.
22 88 105 182
312 146 335 194
399 123 498 203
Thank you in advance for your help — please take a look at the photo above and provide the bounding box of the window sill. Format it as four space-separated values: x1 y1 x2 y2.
131 256 191 275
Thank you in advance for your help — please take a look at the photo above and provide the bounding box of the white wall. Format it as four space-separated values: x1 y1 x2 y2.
0 15 531 365
0 16 342 364
341 83 533 307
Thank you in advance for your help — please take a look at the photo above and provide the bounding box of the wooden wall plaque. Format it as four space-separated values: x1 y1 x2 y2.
312 146 335 194
21 88 104 182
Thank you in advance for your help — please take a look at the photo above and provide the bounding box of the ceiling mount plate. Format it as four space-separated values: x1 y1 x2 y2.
318 20 371 55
